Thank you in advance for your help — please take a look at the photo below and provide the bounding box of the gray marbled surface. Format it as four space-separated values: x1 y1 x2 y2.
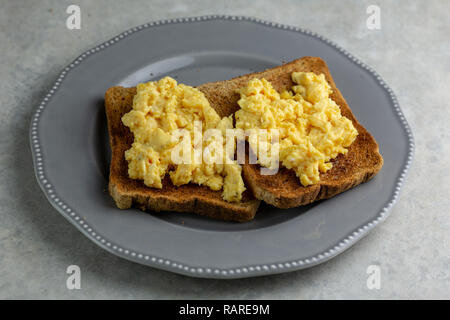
0 0 448 299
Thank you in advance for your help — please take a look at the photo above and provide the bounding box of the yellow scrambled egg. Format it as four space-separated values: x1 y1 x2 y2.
235 72 358 186
122 77 245 202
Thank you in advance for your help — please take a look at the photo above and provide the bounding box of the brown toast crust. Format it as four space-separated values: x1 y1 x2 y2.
197 57 384 208
105 86 260 222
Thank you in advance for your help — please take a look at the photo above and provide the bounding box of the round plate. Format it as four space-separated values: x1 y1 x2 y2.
29 16 414 278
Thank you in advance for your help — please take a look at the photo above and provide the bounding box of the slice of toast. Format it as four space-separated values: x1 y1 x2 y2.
105 87 260 222
197 57 384 208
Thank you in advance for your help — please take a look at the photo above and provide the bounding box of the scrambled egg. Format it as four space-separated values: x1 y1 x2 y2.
122 77 245 202
235 72 358 186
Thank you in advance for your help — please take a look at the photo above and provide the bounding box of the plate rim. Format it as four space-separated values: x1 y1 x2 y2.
29 15 415 279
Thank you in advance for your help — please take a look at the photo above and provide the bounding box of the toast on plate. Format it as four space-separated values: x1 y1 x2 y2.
105 86 260 222
105 56 383 219
197 57 383 208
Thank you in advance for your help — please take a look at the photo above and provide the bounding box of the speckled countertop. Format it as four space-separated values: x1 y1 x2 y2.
0 0 448 299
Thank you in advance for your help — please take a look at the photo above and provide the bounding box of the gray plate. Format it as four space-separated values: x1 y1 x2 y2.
29 16 414 279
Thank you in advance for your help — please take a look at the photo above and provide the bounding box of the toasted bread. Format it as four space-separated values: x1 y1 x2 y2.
197 57 383 208
105 56 383 218
105 86 260 222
